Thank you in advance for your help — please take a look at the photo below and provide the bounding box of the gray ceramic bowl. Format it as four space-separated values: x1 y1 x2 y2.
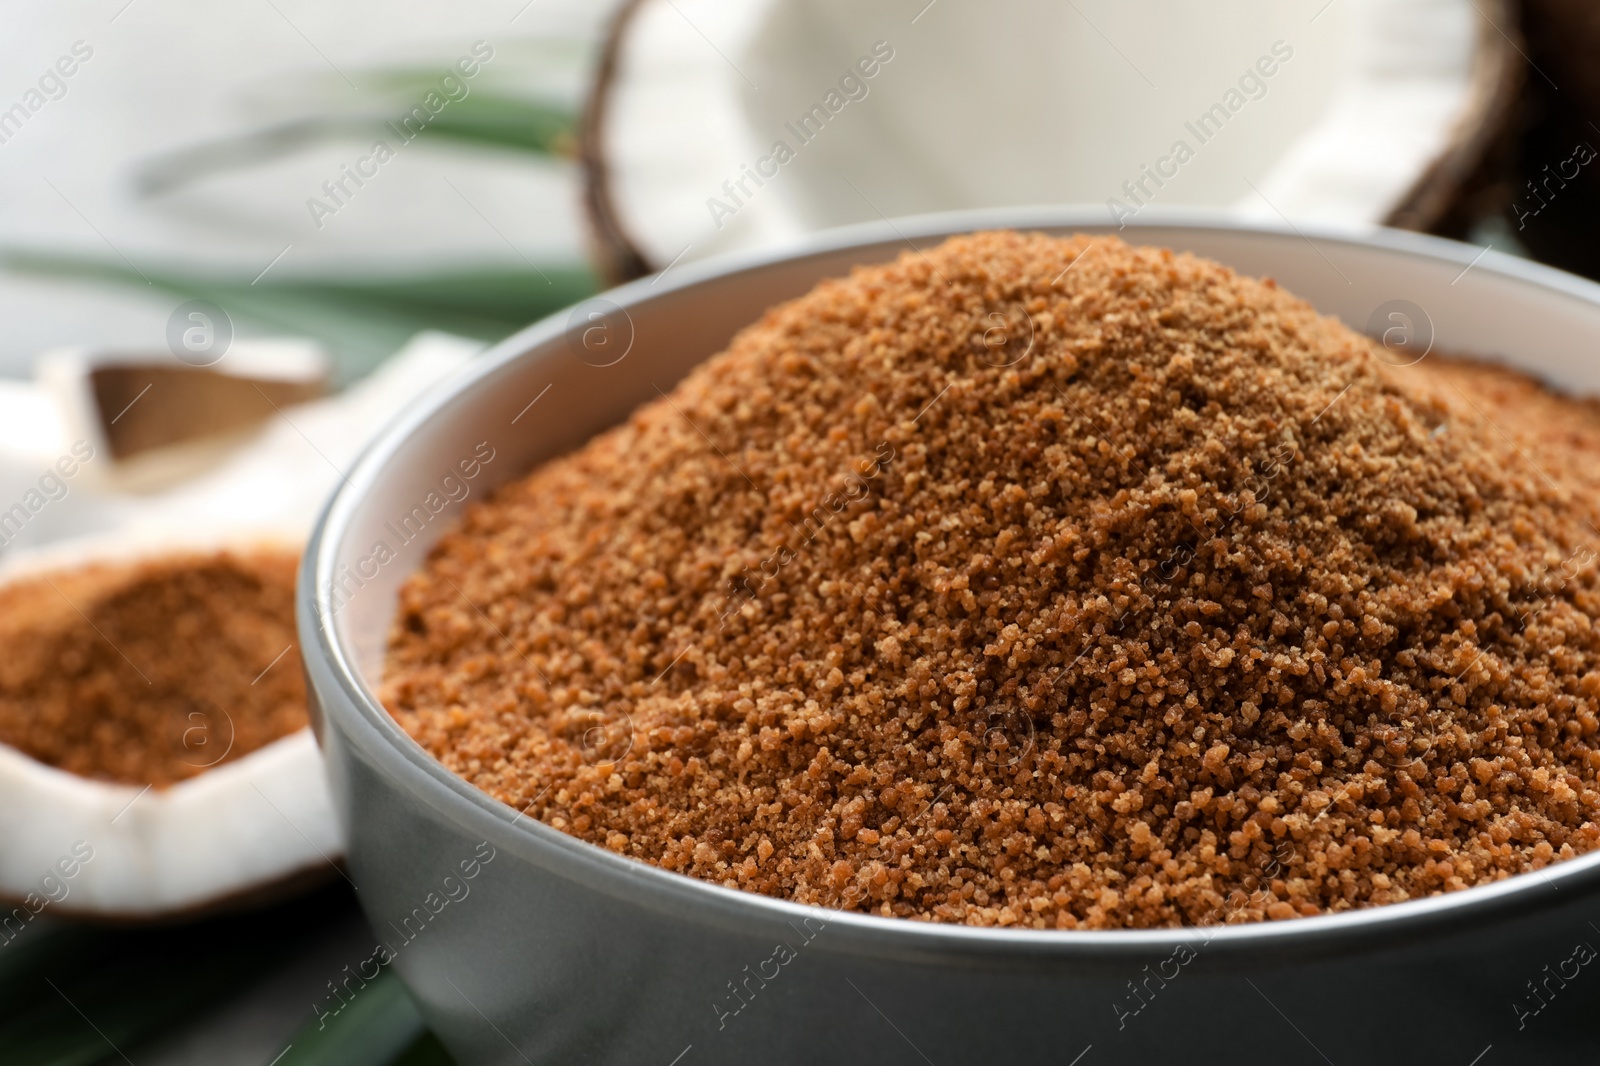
300 208 1600 1066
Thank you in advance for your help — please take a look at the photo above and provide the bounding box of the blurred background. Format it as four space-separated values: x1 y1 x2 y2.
2 0 1599 1062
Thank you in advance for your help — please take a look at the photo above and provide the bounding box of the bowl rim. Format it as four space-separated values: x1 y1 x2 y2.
303 204 1600 960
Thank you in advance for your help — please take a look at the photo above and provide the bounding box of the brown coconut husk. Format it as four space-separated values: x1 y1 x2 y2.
1388 0 1524 238
1503 0 1600 280
579 0 654 287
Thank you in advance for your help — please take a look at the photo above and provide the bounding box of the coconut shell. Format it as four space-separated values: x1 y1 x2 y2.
580 0 655 287
0 528 343 921
583 0 1523 285
1503 0 1600 280
1384 0 1523 237
1521 0 1600 115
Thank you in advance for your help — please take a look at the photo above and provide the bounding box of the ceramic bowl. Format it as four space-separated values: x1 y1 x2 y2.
300 208 1600 1065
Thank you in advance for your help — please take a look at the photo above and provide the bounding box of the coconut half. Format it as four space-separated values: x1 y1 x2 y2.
583 0 1518 281
0 332 480 920
0 526 339 920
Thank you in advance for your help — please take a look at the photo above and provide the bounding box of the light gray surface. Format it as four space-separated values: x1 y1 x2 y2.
302 208 1600 1064
0 272 179 380
0 1 602 276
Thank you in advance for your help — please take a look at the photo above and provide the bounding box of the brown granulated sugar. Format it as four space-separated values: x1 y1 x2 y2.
384 231 1600 929
0 549 307 787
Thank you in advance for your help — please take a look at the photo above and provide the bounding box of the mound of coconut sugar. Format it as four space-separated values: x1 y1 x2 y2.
0 549 307 787
384 232 1600 929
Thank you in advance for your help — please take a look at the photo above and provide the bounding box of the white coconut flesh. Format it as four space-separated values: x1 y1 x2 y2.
590 0 1509 274
0 529 340 919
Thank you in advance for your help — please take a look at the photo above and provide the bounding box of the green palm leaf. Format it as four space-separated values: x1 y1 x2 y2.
1 250 596 383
